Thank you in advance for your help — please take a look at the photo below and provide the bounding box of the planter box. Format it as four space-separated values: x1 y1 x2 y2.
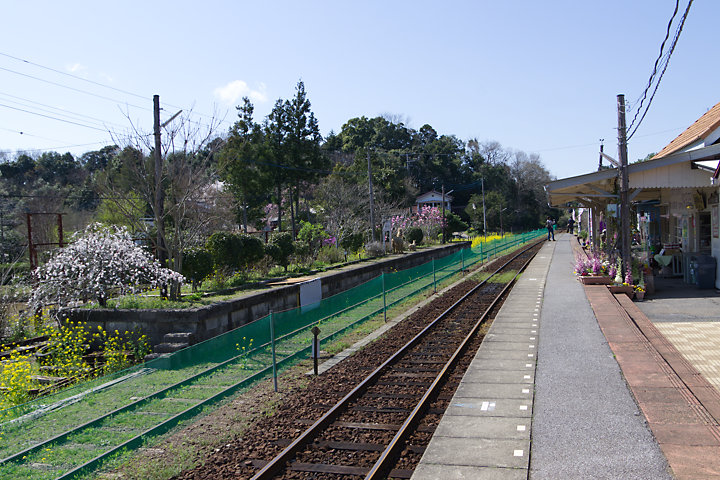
577 275 613 285
608 285 634 297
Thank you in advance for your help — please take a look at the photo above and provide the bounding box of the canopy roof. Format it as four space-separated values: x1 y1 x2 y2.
547 102 720 207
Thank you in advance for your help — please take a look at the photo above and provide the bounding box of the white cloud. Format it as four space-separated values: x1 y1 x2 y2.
213 80 267 105
67 63 87 74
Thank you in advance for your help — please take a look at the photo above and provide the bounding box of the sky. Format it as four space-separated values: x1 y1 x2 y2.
0 0 714 181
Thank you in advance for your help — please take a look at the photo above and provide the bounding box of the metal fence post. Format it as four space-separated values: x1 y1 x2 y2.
433 258 437 293
270 310 278 392
382 272 387 322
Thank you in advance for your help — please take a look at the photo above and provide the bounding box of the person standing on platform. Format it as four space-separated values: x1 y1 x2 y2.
546 217 555 241
567 218 575 234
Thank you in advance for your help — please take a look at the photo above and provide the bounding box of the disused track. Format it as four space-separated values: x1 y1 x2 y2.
176 240 543 480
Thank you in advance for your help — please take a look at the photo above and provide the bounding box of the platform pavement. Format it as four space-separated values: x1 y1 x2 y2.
412 234 672 480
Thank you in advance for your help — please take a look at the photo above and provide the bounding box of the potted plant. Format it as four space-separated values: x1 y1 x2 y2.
575 253 613 284
634 284 645 301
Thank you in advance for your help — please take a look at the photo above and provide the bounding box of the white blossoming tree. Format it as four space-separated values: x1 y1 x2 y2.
28 223 184 312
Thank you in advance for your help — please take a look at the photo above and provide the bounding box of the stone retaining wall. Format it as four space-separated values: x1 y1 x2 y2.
65 242 469 345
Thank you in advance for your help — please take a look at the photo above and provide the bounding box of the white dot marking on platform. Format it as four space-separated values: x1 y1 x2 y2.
528 278 537 281
522 388 530 394
531 330 537 333
526 363 532 368
517 425 526 432
528 353 534 357
530 337 536 340
520 405 528 410
529 345 535 348
514 450 524 457
524 375 531 380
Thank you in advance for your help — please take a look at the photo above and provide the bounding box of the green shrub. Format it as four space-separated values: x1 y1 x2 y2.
182 247 214 291
340 232 364 254
206 232 264 271
206 232 240 269
237 234 265 268
404 227 423 245
317 246 344 264
364 241 385 258
297 221 328 254
267 232 295 270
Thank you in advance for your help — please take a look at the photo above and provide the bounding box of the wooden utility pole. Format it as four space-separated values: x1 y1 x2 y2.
367 150 376 242
153 94 167 268
617 94 631 278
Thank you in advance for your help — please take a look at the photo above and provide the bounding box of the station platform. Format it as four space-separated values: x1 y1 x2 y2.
412 233 720 480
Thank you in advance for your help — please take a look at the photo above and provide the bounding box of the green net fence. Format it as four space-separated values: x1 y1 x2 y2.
0 230 544 467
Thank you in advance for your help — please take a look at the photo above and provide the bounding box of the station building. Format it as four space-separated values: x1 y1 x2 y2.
546 101 720 288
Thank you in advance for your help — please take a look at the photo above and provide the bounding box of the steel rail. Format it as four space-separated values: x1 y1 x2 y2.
365 245 539 479
1 234 543 479
250 240 542 479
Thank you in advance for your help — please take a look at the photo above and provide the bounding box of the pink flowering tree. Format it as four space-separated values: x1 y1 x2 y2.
391 206 444 241
28 223 184 312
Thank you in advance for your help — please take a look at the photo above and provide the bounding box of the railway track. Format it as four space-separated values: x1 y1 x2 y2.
0 237 543 480
241 241 542 480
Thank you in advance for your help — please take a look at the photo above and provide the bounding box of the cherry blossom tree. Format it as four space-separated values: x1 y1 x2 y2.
28 223 184 312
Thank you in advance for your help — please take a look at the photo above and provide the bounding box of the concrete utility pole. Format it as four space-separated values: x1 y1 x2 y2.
442 185 446 244
617 94 631 278
367 150 376 242
481 177 487 240
153 95 167 267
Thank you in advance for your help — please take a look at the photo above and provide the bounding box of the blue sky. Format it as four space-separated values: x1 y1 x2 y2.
0 1 714 180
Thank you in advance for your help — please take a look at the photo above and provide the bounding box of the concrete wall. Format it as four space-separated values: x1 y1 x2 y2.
65 242 469 345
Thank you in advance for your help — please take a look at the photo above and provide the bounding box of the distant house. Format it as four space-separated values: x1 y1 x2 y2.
413 190 453 214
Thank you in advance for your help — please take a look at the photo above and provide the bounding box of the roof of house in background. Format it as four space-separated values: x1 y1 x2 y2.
654 101 720 158
416 190 453 202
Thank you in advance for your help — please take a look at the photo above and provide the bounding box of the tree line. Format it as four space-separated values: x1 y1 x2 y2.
0 80 558 272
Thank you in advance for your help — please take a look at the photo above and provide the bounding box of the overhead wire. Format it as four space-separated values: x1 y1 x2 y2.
0 91 128 130
0 51 231 131
627 0 693 140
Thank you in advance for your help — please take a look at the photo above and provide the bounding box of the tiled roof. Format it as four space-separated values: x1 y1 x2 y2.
654 101 720 158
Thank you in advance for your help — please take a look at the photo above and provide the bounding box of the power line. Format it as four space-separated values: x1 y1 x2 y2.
0 51 231 129
0 91 128 130
0 102 109 132
0 51 149 101
0 65 150 113
627 0 693 140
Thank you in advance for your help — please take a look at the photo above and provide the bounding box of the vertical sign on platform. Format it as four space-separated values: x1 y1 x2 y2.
713 205 719 239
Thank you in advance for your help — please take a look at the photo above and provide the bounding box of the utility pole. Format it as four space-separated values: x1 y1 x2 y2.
598 139 605 171
441 185 446 244
481 177 487 240
153 95 167 268
617 94 630 278
367 150 376 242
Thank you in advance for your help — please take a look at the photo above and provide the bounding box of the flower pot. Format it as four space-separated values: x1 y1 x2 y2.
635 291 645 301
577 275 613 285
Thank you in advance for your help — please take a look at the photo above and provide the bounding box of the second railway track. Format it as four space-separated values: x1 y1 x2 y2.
177 239 544 480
